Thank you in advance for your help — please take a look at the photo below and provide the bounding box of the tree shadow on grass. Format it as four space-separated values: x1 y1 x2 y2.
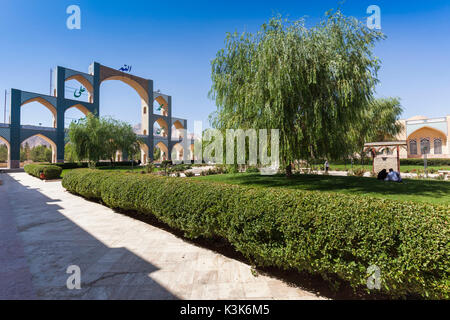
216 173 450 204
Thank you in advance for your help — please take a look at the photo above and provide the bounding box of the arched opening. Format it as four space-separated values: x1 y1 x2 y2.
21 134 57 165
100 77 148 136
65 104 90 128
420 138 430 154
154 118 168 137
407 126 447 157
139 142 149 165
154 96 168 117
171 143 184 162
65 77 93 103
0 137 10 168
434 138 442 155
21 97 57 128
171 120 184 140
153 142 168 163
409 139 417 155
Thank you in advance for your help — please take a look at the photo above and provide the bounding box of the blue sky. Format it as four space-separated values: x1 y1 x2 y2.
0 0 449 131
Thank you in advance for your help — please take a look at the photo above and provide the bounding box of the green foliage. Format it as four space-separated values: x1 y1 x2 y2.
24 164 62 180
246 166 260 173
349 97 404 163
153 147 161 161
50 161 138 170
161 160 172 176
29 145 52 163
401 158 450 167
62 170 449 299
170 164 192 172
64 143 76 162
68 113 140 166
348 168 366 177
209 10 386 171
184 171 195 177
0 144 7 162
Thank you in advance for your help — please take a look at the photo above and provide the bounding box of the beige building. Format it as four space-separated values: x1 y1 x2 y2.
396 115 450 159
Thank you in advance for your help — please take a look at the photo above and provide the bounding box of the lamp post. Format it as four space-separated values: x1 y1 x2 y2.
422 145 428 178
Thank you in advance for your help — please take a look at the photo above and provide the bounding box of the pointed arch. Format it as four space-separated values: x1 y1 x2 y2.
407 126 447 156
154 96 168 117
65 103 90 116
154 142 168 162
101 76 149 103
21 134 57 163
21 97 57 128
65 74 94 96
171 143 184 161
154 118 168 137
139 142 149 165
0 136 10 168
171 120 184 140
407 126 447 142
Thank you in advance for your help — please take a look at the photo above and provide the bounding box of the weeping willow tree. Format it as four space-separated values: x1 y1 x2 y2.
209 10 386 175
348 97 404 164
68 113 140 167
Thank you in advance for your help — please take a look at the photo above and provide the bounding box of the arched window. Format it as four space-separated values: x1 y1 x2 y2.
143 130 147 135
409 140 417 155
143 107 147 114
420 138 430 154
434 138 442 154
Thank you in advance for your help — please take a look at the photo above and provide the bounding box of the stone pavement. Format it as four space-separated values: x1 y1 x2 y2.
0 172 324 300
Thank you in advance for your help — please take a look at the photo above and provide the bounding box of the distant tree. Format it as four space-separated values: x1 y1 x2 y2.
153 147 161 161
24 142 31 160
209 10 385 176
64 143 76 162
30 145 51 162
20 146 27 162
68 114 109 166
0 144 8 163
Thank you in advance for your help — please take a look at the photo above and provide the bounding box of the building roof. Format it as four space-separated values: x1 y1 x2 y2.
364 141 407 147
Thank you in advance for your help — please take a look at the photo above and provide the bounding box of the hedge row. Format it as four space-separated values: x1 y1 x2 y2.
42 161 139 170
62 170 449 299
400 158 450 167
24 164 62 179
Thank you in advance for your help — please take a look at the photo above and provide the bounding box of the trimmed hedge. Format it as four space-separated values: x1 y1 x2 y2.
400 158 450 167
40 161 140 170
24 164 62 179
62 170 449 299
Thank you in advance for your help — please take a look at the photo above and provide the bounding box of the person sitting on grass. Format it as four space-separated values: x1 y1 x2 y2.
385 168 402 183
377 169 387 180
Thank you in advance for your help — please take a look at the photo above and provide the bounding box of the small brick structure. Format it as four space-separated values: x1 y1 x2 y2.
364 141 407 174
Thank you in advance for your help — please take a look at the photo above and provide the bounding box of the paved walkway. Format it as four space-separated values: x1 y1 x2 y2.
0 172 324 300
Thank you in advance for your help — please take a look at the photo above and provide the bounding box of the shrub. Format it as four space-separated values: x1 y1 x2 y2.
245 166 260 173
401 158 450 166
24 164 62 180
185 171 195 177
62 170 449 299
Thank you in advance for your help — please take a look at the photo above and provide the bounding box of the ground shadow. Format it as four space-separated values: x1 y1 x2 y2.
1 173 178 300
114 209 411 300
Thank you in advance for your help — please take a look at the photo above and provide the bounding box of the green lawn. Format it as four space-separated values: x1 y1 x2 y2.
195 173 450 205
327 164 450 173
